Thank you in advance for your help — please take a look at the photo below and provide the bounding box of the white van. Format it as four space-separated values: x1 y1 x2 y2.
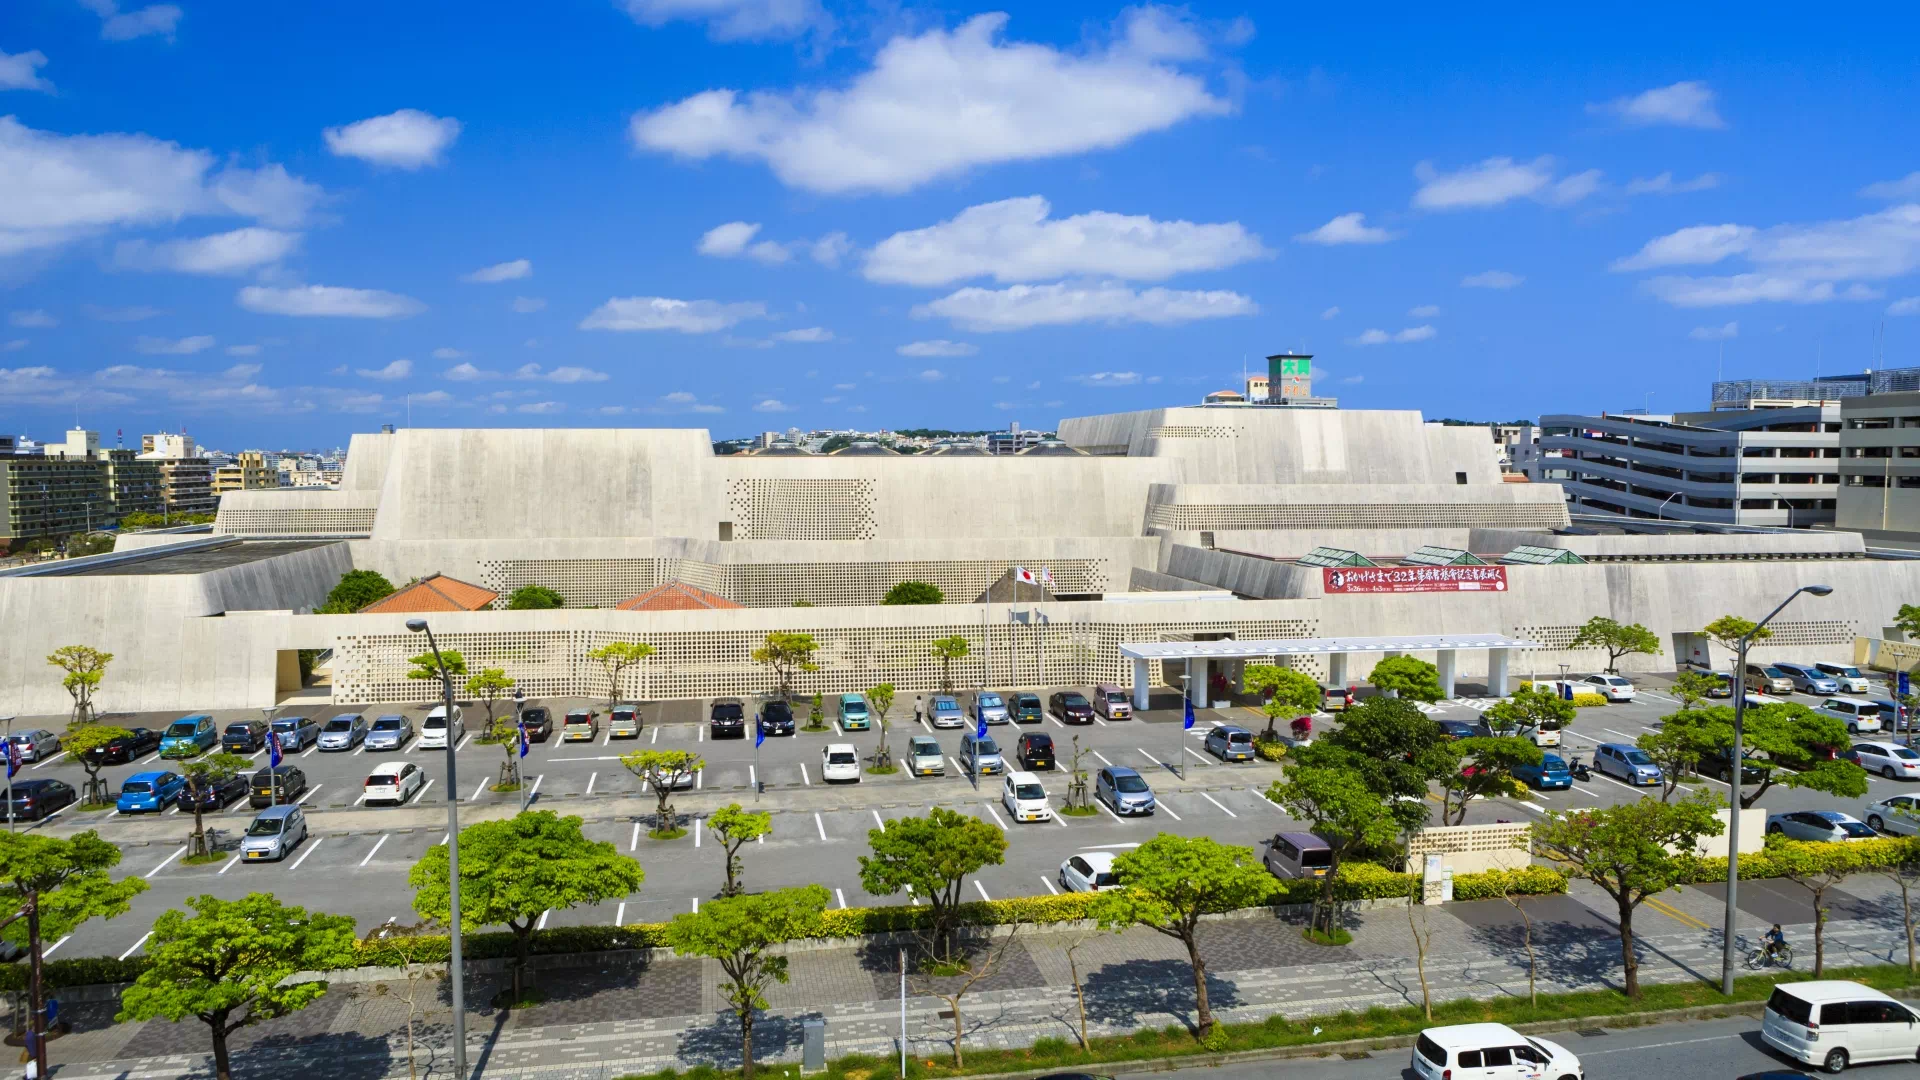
1817 697 1884 735
1762 980 1920 1072
1000 771 1052 823
1411 1023 1581 1080
418 704 464 749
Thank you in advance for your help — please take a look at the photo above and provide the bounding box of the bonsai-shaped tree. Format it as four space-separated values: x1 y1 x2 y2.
1568 616 1662 673
1243 663 1323 740
466 668 515 731
621 749 704 838
930 636 970 693
466 668 521 789
882 580 944 605
179 753 252 859
751 632 819 702
664 886 827 1078
858 807 1006 960
47 644 112 724
1703 614 1769 691
1894 603 1920 642
1368 655 1444 702
1670 669 1719 710
1484 682 1576 739
60 724 133 806
709 803 773 898
506 584 565 609
1437 737 1543 825
868 683 897 771
1267 765 1400 938
586 641 654 712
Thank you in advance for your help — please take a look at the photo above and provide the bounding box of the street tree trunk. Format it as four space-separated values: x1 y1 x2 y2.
206 1010 235 1080
511 922 532 1004
1184 935 1213 1035
1616 894 1640 998
189 781 209 857
1812 885 1829 977
740 1005 755 1078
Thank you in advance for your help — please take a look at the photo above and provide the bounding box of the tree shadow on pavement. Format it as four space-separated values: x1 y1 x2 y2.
1463 916 1631 993
229 1030 398 1080
676 1010 813 1069
1082 957 1240 1035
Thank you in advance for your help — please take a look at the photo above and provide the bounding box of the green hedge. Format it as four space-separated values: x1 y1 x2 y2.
0 955 150 993
1679 836 1917 885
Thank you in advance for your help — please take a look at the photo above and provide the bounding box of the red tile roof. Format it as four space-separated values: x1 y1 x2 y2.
615 581 744 611
360 573 500 614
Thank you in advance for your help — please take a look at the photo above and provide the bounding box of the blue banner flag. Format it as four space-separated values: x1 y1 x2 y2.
517 721 529 759
44 997 57 1027
1902 671 1911 698
755 723 766 749
1183 697 1195 730
266 730 282 768
5 740 19 780
975 714 989 740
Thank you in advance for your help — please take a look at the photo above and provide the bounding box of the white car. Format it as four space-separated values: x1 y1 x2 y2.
1817 697 1884 734
1058 851 1119 893
418 704 462 749
1580 674 1635 702
1863 794 1920 836
362 761 425 805
1412 1023 1580 1080
1846 740 1920 780
1000 770 1052 823
1763 980 1920 1073
820 743 860 783
1816 662 1874 694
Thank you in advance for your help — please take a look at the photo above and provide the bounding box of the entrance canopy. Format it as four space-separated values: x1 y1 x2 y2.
1118 633 1544 710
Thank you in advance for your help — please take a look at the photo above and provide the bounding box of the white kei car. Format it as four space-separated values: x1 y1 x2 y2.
820 743 861 783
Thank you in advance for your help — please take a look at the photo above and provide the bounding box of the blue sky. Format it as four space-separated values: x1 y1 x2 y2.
2 1 1918 446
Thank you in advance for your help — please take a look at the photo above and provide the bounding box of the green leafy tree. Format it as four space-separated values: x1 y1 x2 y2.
1661 703 1867 807
409 810 644 1003
1532 794 1725 997
1568 616 1663 673
47 644 112 723
1088 834 1275 1039
1704 615 1769 685
506 584 565 609
317 568 395 613
1438 736 1544 825
858 807 1006 960
466 668 520 788
1635 726 1705 802
930 636 971 693
585 641 654 712
466 667 515 731
1671 670 1719 711
1368 655 1444 702
1267 766 1400 936
882 580 944 605
1484 682 1576 739
1895 603 1920 642
405 648 467 684
1243 664 1323 740
60 724 133 806
869 683 896 768
179 753 253 858
709 803 773 898
663 885 828 1077
621 749 704 835
751 632 819 702
117 894 358 1080
1294 696 1451 832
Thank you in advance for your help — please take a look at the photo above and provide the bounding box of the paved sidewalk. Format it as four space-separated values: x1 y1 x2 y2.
30 873 1918 1080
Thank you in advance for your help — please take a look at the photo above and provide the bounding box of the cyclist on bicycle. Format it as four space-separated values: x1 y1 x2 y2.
1763 923 1788 962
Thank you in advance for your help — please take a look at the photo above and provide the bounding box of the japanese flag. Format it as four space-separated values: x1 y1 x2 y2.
1014 567 1036 585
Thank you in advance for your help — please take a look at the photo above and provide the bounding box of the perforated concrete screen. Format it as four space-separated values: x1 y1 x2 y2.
1146 502 1571 530
727 478 877 540
1147 426 1238 440
477 556 1113 608
214 506 378 536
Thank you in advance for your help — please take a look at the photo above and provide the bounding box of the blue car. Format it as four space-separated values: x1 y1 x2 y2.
116 771 186 814
1514 753 1573 791
158 714 217 759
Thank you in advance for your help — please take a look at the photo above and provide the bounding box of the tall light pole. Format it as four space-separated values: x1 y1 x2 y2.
406 618 467 1077
3 715 14 833
1720 584 1832 996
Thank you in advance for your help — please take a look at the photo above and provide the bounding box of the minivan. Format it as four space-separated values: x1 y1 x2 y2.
158 714 216 759
906 735 945 777
1263 832 1333 879
1775 662 1841 696
838 694 870 731
1762 980 1920 1072
1816 662 1874 694
1745 663 1796 696
241 804 308 862
958 732 1004 776
418 705 462 749
1411 1023 1581 1080
1818 697 1884 735
1091 684 1132 720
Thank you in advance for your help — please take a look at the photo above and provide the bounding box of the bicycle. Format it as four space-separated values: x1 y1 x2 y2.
1746 940 1795 969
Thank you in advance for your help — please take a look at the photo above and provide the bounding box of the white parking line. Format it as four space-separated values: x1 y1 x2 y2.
1136 747 1165 767
301 744 318 758
296 783 323 805
948 756 965 775
1602 728 1639 741
650 727 659 744
353 743 367 756
1198 791 1237 817
360 834 390 866
1039 875 1059 894
1183 747 1210 765
983 805 1008 830
30 751 67 770
800 763 810 786
42 935 71 959
1052 809 1069 828
139 753 161 766
1157 800 1183 821
218 853 240 874
455 733 471 752
289 837 324 870
1048 714 1066 728
615 902 625 926
1091 750 1115 767
630 822 640 851
118 932 152 961
1520 802 1549 814
601 728 611 747
354 792 369 806
1094 798 1122 823
691 897 699 913
440 832 450 846
527 774 544 799
694 823 702 849
1592 771 1645 792
872 810 887 831
698 726 705 743
585 772 597 796
414 778 435 803
469 779 489 802
814 812 828 841
537 909 552 930
834 887 847 908
973 880 992 902
748 765 756 789
1092 715 1109 727
146 846 186 878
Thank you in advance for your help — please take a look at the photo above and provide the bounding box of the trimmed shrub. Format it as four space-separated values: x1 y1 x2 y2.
1571 693 1610 707
0 955 151 992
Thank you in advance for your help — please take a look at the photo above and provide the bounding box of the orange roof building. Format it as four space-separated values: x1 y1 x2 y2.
615 581 744 612
360 573 500 614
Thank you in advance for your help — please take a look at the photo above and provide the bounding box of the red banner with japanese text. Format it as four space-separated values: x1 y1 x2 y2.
1321 566 1508 594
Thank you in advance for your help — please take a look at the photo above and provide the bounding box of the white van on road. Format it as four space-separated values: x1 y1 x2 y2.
1762 980 1920 1072
1411 1022 1581 1080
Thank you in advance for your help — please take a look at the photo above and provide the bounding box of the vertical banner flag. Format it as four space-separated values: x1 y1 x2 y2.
4 740 19 779
755 717 766 749
975 711 989 740
517 720 529 760
1183 697 1195 730
1038 567 1054 588
267 730 283 768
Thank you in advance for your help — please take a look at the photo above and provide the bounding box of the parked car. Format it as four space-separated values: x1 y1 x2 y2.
1263 831 1333 879
820 743 860 783
1014 731 1055 771
158 715 216 759
1817 697 1884 734
1094 766 1155 815
176 772 248 813
1001 771 1053 822
1593 742 1663 786
85 726 161 766
1697 746 1769 785
1513 753 1573 791
1058 851 1120 893
1815 662 1874 694
958 732 1004 776
317 713 368 752
906 735 946 777
1844 741 1920 780
221 720 269 753
1009 692 1044 724
1580 674 1636 702
6 779 76 822
836 694 869 731
755 700 793 737
241 804 308 862
1745 664 1796 696
1048 690 1094 724
269 715 319 752
518 706 554 741
972 692 1009 726
1774 662 1840 696
609 704 643 738
1517 717 1564 747
7 729 61 763
1863 794 1920 836
1703 671 1735 698
1091 683 1132 720
363 761 425 805
922 695 965 729
1437 719 1493 741
250 765 308 808
1864 696 1913 732
364 714 414 751
418 705 461 750
709 700 745 739
1412 1023 1581 1080
1762 980 1920 1073
1322 685 1355 712
1204 725 1256 762
563 708 601 742
1767 809 1876 843
116 770 185 814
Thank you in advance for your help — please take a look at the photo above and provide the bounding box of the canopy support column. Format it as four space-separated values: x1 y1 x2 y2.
1436 649 1458 700
1131 658 1151 712
1327 652 1348 689
1487 647 1511 697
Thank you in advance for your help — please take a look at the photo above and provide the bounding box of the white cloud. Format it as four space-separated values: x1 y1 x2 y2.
699 221 758 255
619 0 826 40
237 284 425 318
1460 270 1523 289
517 401 564 415
1616 205 1920 307
134 334 214 354
114 226 301 275
1588 81 1725 130
9 310 55 328
1611 223 1757 270
1413 157 1552 210
1071 371 1142 387
515 363 609 383
1888 297 1920 316
225 344 260 356
1626 172 1722 196
897 339 977 357
3 340 28 352
442 362 496 381
630 11 1231 196
511 296 547 314
579 296 768 333
1293 212 1394 245
82 304 162 321
356 359 412 380
662 391 696 404
1320 305 1340 319
78 0 182 42
810 232 852 267
1863 173 1920 201
752 398 792 413
1340 374 1364 385
462 259 531 283
919 369 944 381
914 281 1256 331
773 327 833 343
865 196 1266 286
1644 276 1879 307
1395 325 1436 342
1349 326 1435 346
323 109 461 169
0 49 53 92
1689 321 1739 340
208 164 325 229
431 347 464 360
411 390 453 405
1545 169 1603 206
833 382 855 390
1408 304 1440 317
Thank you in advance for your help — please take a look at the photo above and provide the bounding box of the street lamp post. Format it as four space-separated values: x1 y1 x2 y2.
3 715 14 833
406 619 467 1077
1719 584 1833 996
261 706 279 808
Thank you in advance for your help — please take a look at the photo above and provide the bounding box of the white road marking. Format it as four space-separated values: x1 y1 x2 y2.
694 822 701 848
1052 809 1069 827
146 846 186 878
1092 715 1108 727
414 778 435 803
30 751 67 769
527 774 544 798
218 853 241 874
800 763 810 786
359 834 390 866
630 822 640 851
1198 791 1237 817
601 728 611 747
1602 728 1639 741
353 743 367 756
948 756 965 775
1592 772 1645 792
455 733 471 752
695 769 702 789
1157 801 1183 821
42 935 71 958
814 813 827 841
139 753 161 766
1183 747 1210 765
440 832 450 847
835 888 847 908
973 880 991 902
615 902 625 926
537 909 551 930
1520 802 1549 815
166 805 181 815
697 726 704 743
650 727 659 744
872 809 887 830
748 765 756 788
691 897 699 913
301 744 318 758
469 779 489 802
984 805 1008 830
1048 714 1065 729
118 932 152 961
1091 750 1115 767
296 783 322 805
905 883 918 906
1040 875 1059 894
1252 789 1287 813
1135 747 1164 766
1094 798 1122 823
1583 1034 1738 1056
354 792 369 806
289 837 324 870
585 772 597 796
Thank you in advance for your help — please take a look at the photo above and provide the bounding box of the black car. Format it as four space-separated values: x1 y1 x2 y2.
5 779 76 822
1015 731 1056 771
710 698 746 738
1049 691 1094 725
250 765 308 808
518 707 553 741
757 700 795 737
177 772 250 812
1436 719 1492 741
222 720 269 753
1697 746 1769 784
85 727 161 766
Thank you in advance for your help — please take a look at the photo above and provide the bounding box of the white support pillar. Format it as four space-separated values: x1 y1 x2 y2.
1327 651 1348 689
1487 648 1511 698
1189 658 1210 707
1436 649 1458 700
1131 658 1151 712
